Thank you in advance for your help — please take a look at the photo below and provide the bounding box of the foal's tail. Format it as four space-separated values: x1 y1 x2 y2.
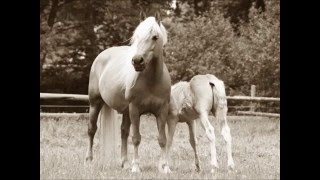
99 104 120 166
208 75 228 122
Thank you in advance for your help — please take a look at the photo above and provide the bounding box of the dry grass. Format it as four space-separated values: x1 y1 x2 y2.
40 113 280 179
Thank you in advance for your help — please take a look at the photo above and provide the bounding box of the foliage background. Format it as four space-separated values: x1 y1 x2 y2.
40 0 279 98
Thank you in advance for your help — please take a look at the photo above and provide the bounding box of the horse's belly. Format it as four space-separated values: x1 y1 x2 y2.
178 107 198 122
100 86 128 113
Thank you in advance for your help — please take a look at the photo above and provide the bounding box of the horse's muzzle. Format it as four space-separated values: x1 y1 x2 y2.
132 57 145 71
132 62 145 72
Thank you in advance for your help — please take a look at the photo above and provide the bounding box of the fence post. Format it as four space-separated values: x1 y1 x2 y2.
250 85 256 112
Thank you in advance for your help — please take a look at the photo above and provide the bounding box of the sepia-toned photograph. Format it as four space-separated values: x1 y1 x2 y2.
40 0 280 179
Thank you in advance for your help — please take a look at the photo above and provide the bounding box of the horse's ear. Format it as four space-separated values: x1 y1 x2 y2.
155 11 162 25
140 10 147 22
209 82 215 87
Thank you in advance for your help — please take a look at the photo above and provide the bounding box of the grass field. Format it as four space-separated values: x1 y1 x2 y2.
40 113 280 179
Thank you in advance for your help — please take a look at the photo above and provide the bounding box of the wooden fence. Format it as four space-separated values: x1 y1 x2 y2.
40 85 280 118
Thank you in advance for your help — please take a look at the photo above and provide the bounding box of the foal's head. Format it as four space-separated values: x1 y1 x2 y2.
130 15 167 72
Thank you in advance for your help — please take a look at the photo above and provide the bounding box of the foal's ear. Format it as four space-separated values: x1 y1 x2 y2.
140 10 147 22
209 82 215 86
155 11 162 25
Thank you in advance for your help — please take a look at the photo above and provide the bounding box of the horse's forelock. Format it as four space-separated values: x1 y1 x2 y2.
130 17 167 46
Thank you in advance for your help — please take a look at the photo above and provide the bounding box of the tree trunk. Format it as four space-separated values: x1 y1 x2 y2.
194 0 200 16
48 0 59 28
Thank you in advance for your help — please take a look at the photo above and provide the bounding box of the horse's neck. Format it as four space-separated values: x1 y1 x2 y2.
142 52 164 84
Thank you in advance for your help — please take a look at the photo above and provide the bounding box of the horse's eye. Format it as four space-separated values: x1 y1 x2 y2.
152 35 159 41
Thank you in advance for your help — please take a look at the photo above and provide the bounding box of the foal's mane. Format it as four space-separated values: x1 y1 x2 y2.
130 17 167 46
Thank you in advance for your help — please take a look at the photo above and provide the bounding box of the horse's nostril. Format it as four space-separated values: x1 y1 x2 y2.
133 57 144 64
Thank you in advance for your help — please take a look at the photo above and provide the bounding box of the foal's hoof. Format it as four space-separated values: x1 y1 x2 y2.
210 168 216 173
228 163 235 172
163 165 172 174
195 164 201 173
159 164 171 174
131 164 141 173
85 156 93 163
210 165 219 173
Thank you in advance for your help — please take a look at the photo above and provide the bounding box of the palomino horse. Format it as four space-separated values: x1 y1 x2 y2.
85 14 172 173
166 74 235 173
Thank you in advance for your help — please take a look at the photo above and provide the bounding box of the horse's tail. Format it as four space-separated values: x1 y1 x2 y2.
208 75 228 123
98 104 120 167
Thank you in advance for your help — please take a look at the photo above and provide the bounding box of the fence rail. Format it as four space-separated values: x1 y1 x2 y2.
237 111 280 118
40 93 280 102
40 87 280 118
40 93 89 101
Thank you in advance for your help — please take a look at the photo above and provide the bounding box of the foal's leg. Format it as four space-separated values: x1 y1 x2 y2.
187 120 201 172
220 118 235 169
129 103 141 173
156 103 171 173
85 97 103 162
198 110 219 172
121 108 131 169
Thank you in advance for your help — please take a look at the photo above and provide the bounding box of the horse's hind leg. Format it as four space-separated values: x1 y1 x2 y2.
187 120 201 172
121 108 131 169
198 110 219 172
220 119 235 169
85 96 103 162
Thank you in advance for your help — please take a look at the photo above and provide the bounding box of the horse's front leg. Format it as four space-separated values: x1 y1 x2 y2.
129 103 141 173
156 103 171 173
165 106 178 173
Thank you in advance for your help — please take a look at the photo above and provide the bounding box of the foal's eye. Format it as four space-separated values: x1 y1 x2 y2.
152 35 159 41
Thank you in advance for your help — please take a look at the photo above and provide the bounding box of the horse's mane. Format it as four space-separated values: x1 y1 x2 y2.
130 17 167 46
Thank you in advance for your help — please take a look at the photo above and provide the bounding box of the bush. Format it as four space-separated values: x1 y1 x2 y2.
165 0 279 97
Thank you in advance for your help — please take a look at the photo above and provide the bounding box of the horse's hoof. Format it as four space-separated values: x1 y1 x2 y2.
84 158 93 167
131 164 141 173
210 165 219 173
121 161 130 170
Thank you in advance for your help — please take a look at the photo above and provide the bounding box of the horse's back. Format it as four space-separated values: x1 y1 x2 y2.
90 46 131 78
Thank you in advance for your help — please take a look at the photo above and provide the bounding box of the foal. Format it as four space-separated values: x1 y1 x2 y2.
166 74 235 173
